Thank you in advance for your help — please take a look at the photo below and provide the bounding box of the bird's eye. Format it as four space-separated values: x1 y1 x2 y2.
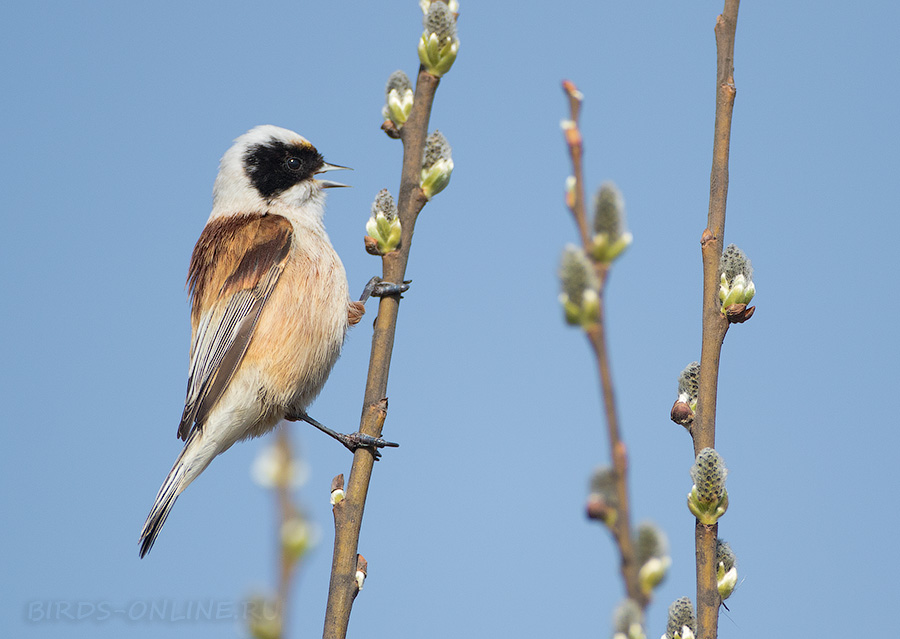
286 157 302 171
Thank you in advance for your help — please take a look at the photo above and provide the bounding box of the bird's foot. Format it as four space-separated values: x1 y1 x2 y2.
288 412 399 459
359 276 411 303
333 431 400 459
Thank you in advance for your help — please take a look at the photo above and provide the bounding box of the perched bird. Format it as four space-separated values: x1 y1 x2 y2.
140 125 394 558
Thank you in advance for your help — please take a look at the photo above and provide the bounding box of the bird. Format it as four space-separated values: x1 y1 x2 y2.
139 125 396 558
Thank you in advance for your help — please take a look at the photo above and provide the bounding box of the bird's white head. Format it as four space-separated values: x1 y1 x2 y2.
211 125 348 221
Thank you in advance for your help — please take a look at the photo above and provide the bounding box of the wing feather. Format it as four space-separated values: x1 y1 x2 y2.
177 214 293 440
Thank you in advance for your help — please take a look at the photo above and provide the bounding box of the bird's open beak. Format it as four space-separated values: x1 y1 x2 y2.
316 162 351 189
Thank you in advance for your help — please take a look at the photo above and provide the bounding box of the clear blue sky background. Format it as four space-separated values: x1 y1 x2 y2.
3 2 898 638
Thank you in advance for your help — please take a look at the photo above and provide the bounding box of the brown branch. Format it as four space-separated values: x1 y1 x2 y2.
321 68 440 639
273 427 299 637
694 2 739 638
247 427 303 639
584 321 643 607
562 80 644 608
562 81 592 250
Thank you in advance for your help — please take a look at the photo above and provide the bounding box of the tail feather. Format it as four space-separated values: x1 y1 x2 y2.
139 431 202 558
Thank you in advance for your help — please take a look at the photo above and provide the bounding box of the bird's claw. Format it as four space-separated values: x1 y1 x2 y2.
292 412 400 459
359 276 411 303
371 280 411 297
337 432 400 460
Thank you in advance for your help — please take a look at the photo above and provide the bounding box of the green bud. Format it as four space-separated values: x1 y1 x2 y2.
665 597 696 639
672 362 699 430
559 245 601 328
590 182 632 262
420 0 458 13
382 70 414 128
687 448 729 525
366 189 402 254
716 539 738 600
418 1 459 77
721 243 753 283
676 361 700 411
719 243 756 309
420 130 454 199
281 516 317 562
247 596 281 639
586 466 618 527
612 599 645 639
691 448 728 503
634 522 671 595
564 175 576 210
251 443 307 489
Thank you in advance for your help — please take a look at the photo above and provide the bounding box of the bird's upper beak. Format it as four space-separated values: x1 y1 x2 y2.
316 162 351 189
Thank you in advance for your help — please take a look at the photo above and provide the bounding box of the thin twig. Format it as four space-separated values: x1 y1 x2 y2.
274 427 298 637
694 2 740 637
562 80 644 607
583 322 643 607
562 82 592 250
321 68 440 639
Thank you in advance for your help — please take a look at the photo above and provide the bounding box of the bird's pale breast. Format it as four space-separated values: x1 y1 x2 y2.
242 233 349 414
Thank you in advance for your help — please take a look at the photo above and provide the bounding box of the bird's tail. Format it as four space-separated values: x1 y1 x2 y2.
139 430 209 558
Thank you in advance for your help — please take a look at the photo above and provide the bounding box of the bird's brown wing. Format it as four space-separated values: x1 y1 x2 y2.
177 213 293 441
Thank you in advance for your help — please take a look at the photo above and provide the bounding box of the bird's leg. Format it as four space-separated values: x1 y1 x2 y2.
359 276 411 303
336 276 409 450
285 411 399 459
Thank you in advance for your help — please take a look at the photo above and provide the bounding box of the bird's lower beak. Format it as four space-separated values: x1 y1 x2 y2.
316 162 351 189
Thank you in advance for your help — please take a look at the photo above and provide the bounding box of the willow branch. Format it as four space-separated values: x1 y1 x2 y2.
273 427 299 637
321 68 440 639
694 2 739 638
583 320 643 607
562 80 644 607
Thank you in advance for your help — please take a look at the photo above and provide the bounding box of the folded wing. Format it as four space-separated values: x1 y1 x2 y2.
177 214 293 441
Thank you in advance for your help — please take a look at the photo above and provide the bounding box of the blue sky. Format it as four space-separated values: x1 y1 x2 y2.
3 2 898 638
